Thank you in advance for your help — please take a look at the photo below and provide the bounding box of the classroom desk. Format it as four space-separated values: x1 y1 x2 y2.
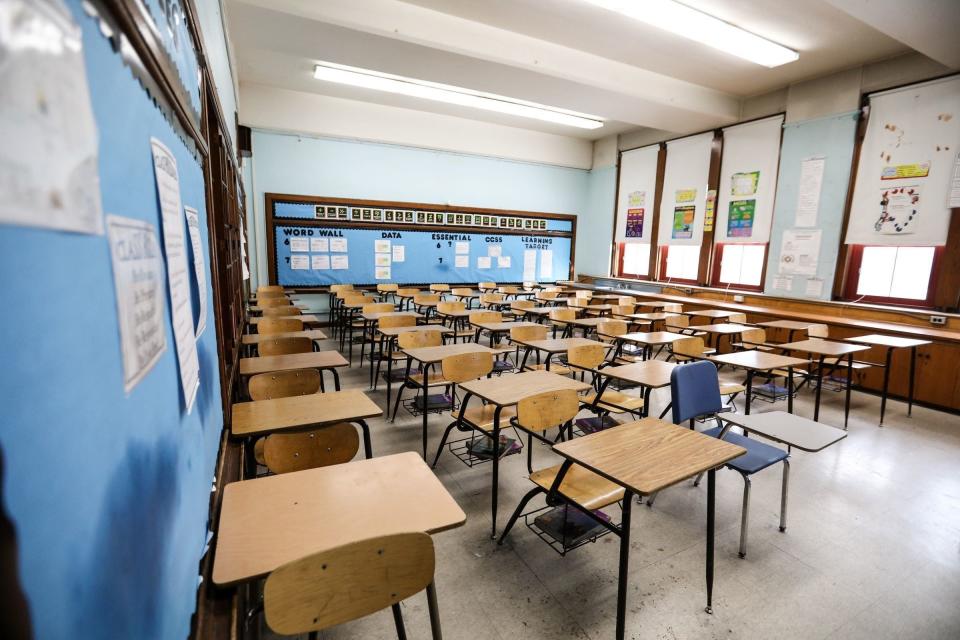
395 290 424 311
231 390 381 458
238 351 348 391
721 410 847 453
471 320 539 345
249 314 321 325
522 305 584 323
450 290 481 307
777 339 870 428
592 360 677 416
374 325 454 409
610 331 688 360
709 351 809 414
562 316 608 337
212 452 466 586
456 371 591 538
756 319 820 343
247 304 308 314
635 300 675 311
581 304 615 317
683 309 739 322
695 323 752 351
241 329 328 345
514 337 611 371
400 343 498 457
361 310 421 322
551 419 745 639
845 334 930 424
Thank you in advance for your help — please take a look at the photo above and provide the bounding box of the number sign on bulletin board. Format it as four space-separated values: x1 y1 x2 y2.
266 194 576 287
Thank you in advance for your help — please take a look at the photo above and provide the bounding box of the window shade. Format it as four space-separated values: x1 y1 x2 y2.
614 144 659 244
715 115 784 244
845 75 960 246
657 132 714 247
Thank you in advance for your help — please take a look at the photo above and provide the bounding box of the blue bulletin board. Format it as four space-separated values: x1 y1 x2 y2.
267 195 575 286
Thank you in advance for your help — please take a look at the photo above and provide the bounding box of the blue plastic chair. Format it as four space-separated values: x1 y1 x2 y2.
665 360 790 558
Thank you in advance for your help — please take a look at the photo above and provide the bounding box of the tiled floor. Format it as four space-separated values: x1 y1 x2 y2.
258 336 960 639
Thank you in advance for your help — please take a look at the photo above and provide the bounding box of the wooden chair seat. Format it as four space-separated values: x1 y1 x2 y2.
613 354 644 365
452 404 518 431
771 368 808 377
407 372 450 387
582 389 644 413
821 357 873 370
530 464 624 510
524 362 572 376
719 382 746 395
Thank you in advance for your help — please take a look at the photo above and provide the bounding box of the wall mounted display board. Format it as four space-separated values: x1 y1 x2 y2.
657 132 714 247
265 194 576 287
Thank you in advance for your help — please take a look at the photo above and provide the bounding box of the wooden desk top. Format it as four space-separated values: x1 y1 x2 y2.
779 338 870 357
437 309 472 318
403 343 496 363
517 337 610 353
451 290 480 298
249 314 320 324
566 317 606 327
241 329 328 344
847 334 931 349
757 319 818 331
710 350 809 371
248 305 308 313
232 390 382 437
361 311 421 321
239 350 349 376
683 309 737 319
472 321 540 332
696 323 752 335
623 312 671 321
459 370 590 406
722 411 847 452
213 452 466 586
635 301 672 309
598 360 677 388
617 331 687 345
553 418 745 496
378 325 452 337
526 306 578 316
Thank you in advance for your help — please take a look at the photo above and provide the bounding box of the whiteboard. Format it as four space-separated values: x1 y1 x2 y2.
845 75 960 246
614 144 659 244
657 133 714 246
715 115 784 244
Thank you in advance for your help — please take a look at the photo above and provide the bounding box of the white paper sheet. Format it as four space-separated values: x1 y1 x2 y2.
456 241 470 254
150 138 199 413
392 245 405 262
311 255 330 270
804 278 824 298
539 250 554 279
375 239 391 253
239 217 249 281
778 229 821 276
795 157 825 227
105 215 167 392
0 0 104 235
523 250 537 282
330 238 348 252
290 238 309 252
290 255 309 269
375 266 391 280
772 275 793 291
455 255 469 268
184 206 208 337
375 253 391 267
477 256 492 269
948 151 960 208
497 256 511 268
331 255 349 269
488 245 502 257
310 237 329 252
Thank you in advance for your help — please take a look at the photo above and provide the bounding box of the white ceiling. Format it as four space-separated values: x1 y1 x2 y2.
227 0 955 142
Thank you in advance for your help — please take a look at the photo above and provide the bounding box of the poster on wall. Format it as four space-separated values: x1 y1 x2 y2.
795 156 825 227
105 215 167 393
726 200 756 237
778 229 821 276
881 162 930 180
675 189 697 203
628 190 645 207
703 190 716 232
731 171 760 196
184 206 208 337
625 208 645 238
875 185 920 234
672 206 695 239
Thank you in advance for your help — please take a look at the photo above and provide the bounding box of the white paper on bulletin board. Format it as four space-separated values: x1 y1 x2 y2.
540 249 553 279
778 229 821 276
477 256 492 269
374 253 391 267
331 255 349 269
311 255 330 270
375 266 391 280
488 245 502 258
392 245 405 262
290 255 309 269
310 238 329 252
330 238 348 252
455 255 469 268
498 256 511 268
290 238 309 252
523 250 537 282
795 156 825 227
456 241 470 254
184 206 208 338
374 239 391 253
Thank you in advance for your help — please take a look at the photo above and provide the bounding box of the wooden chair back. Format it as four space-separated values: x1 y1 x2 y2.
258 317 303 334
259 297 293 308
413 293 440 306
257 290 287 300
662 303 683 313
598 319 628 338
262 305 301 317
611 304 635 316
665 314 689 330
263 424 359 475
362 302 395 314
549 308 576 323
498 285 520 295
729 313 747 324
807 324 829 338
522 281 538 290
567 297 590 308
398 330 443 349
575 290 593 299
342 293 374 305
673 337 707 359
544 286 563 292
377 284 399 293
429 283 451 292
567 344 607 370
397 288 422 298
248 369 321 400
516 389 580 432
259 337 313 356
510 324 548 342
740 328 767 347
510 299 534 311
441 351 494 383
379 314 417 330
480 293 505 306
258 285 284 294
330 284 354 293
478 281 497 291
451 287 473 296
264 532 435 635
469 311 502 324
437 301 466 314
618 296 637 306
536 291 559 301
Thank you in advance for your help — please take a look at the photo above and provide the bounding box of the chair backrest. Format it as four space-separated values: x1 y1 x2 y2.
522 281 538 289
262 306 301 317
672 336 706 359
259 297 293 308
566 344 607 370
397 288 422 297
598 319 627 338
516 389 581 432
537 291 559 300
437 301 465 314
379 314 417 330
263 424 359 474
342 293 373 305
248 368 321 400
441 351 494 383
618 296 637 306
510 324 548 342
429 283 450 292
665 314 689 329
510 299 534 311
259 336 313 356
498 285 520 295
478 281 497 290
413 293 440 306
807 323 829 338
670 360 723 424
329 284 354 293
469 310 502 324
567 297 590 308
397 330 443 349
480 293 505 305
258 317 303 334
662 303 683 313
257 290 287 300
729 313 747 324
377 284 399 293
258 285 284 294
362 302 395 314
611 304 635 316
549 308 576 323
575 290 593 299
740 328 766 347
264 532 435 636
544 286 563 292
451 287 473 296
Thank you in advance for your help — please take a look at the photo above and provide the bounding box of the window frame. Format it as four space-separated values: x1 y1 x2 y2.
657 245 701 285
710 242 768 292
841 244 943 308
615 241 652 280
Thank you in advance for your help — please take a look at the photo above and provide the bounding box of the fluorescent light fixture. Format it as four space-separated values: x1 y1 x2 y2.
582 0 798 67
313 62 604 130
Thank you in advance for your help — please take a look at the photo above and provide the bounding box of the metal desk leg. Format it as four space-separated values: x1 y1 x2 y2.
879 346 893 425
356 419 373 459
813 356 825 422
490 405 504 539
908 346 917 417
330 368 341 391
615 490 634 640
705 468 716 614
787 366 794 414
844 353 853 430
745 370 754 415
421 365 430 459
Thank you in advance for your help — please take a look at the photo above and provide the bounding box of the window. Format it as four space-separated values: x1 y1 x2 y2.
659 245 700 282
713 244 766 289
617 242 650 278
844 245 940 306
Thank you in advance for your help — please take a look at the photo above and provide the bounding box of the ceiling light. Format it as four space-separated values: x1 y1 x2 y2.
582 0 798 68
313 62 604 130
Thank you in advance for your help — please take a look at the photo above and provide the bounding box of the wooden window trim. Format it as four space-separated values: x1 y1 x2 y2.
841 244 943 309
710 242 769 292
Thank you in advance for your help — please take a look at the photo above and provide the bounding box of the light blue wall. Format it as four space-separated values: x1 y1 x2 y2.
581 165 617 277
195 0 237 152
247 130 605 286
0 3 223 638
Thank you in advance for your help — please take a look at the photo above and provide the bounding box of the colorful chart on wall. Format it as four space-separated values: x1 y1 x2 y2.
726 200 756 238
625 208 645 238
672 206 695 239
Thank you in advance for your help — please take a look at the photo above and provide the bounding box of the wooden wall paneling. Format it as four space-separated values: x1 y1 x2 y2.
933 210 960 311
610 150 624 277
647 144 668 279
831 101 869 299
697 132 723 285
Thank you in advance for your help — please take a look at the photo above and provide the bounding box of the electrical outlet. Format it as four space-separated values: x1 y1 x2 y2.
733 294 745 303
930 315 946 325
